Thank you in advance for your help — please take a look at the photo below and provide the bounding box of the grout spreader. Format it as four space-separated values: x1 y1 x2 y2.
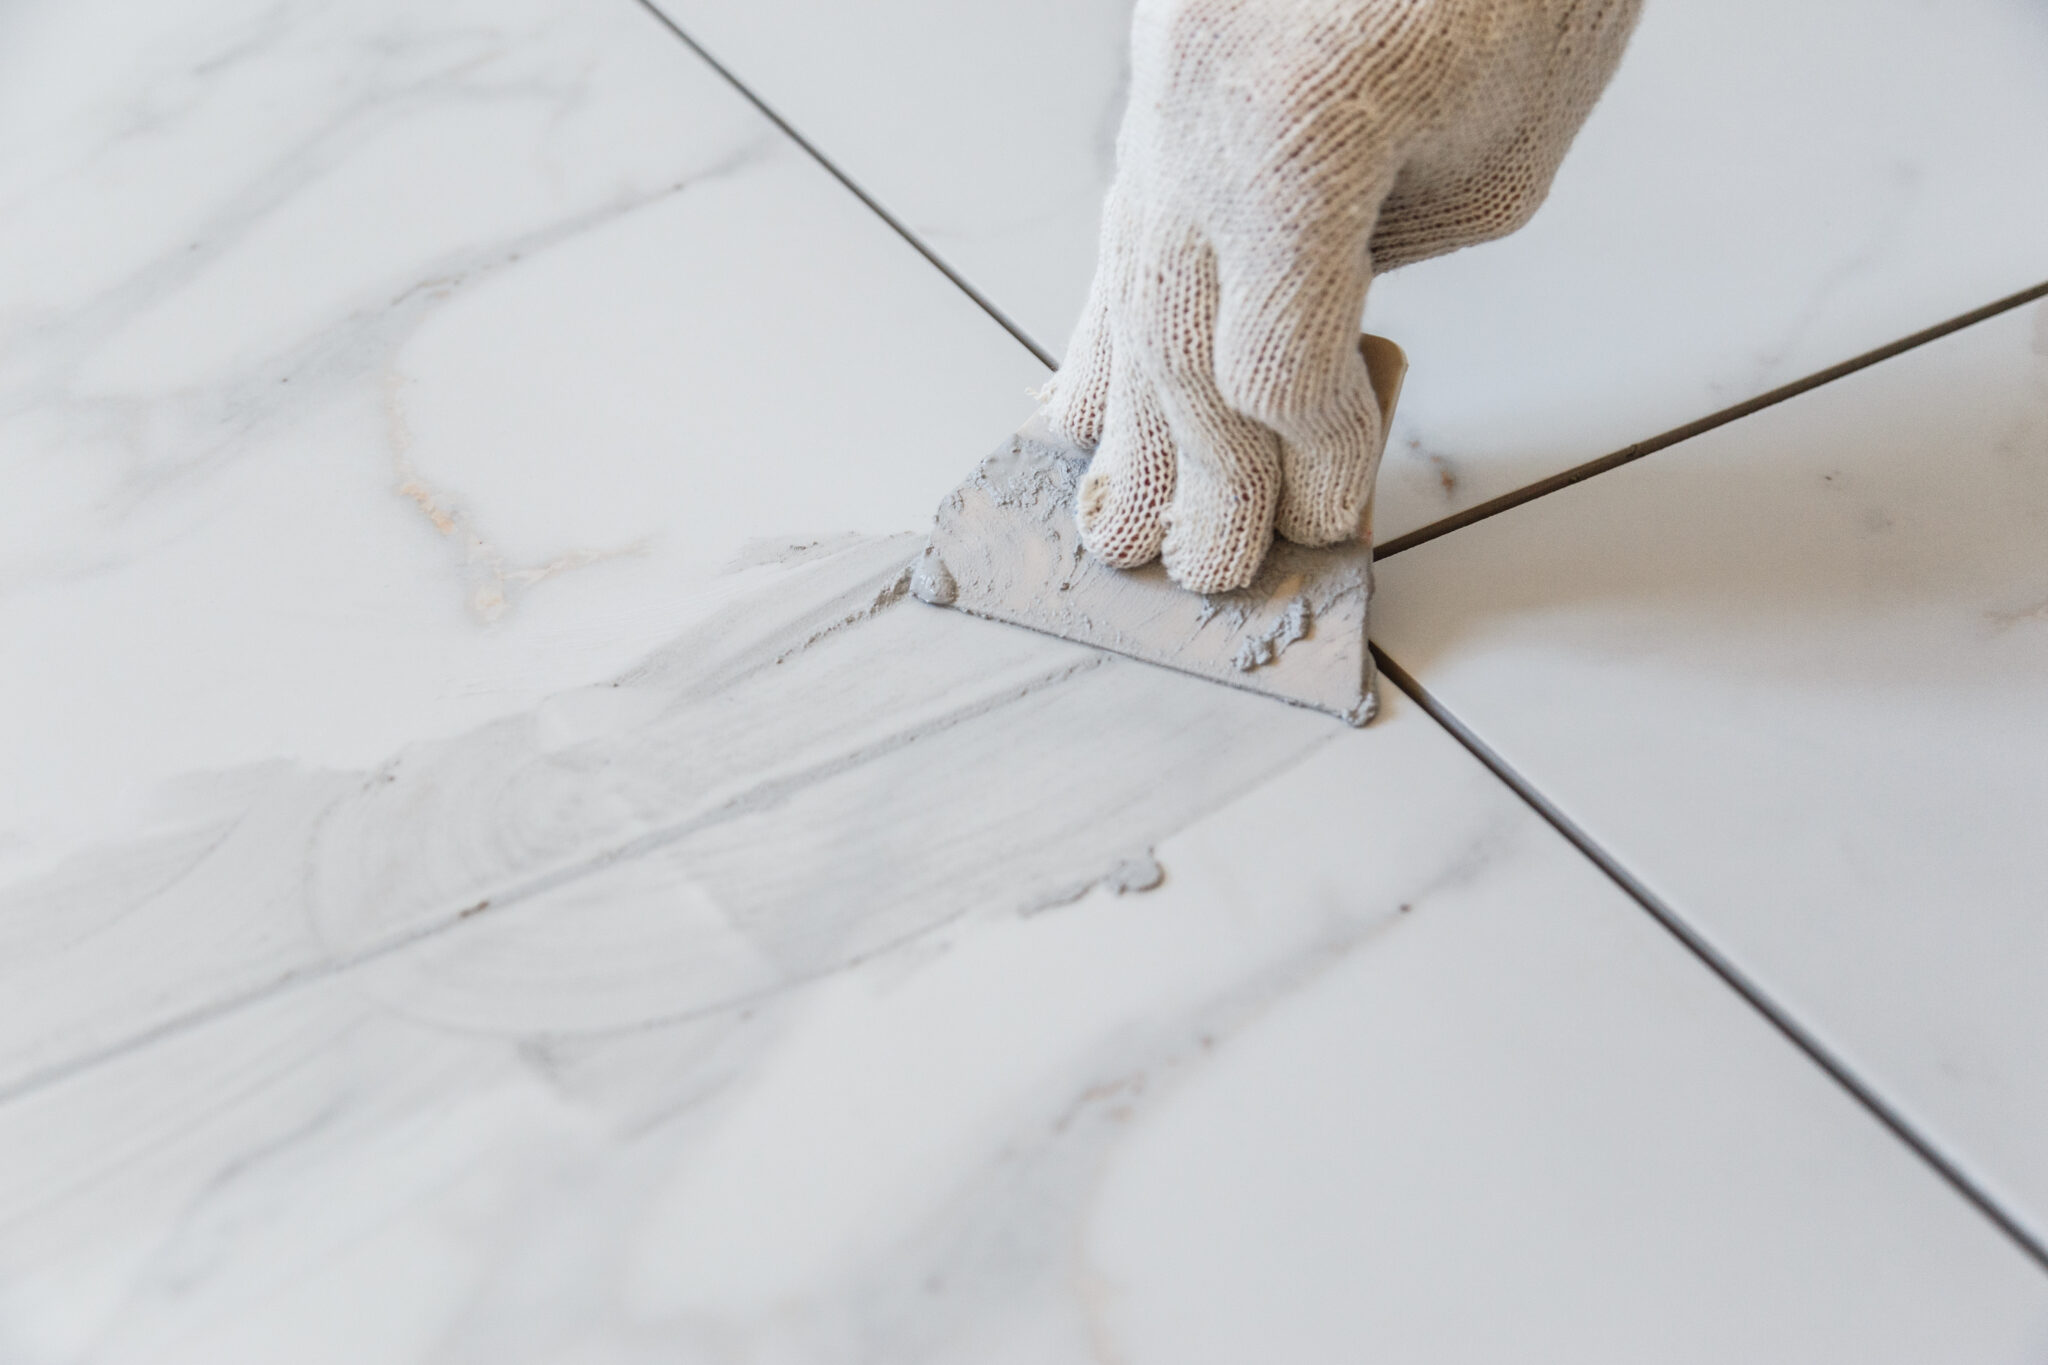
910 335 1407 725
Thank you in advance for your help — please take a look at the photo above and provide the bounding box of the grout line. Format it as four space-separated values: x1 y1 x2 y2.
602 25 2042 1261
1369 643 2048 1277
606 9 2048 1260
628 0 1058 370
641 0 2042 556
487 10 2046 1268
1375 278 2048 561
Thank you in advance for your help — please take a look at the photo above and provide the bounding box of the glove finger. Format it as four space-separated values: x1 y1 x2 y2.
1140 238 1280 594
1273 355 1382 546
1211 234 1377 548
1044 181 1142 448
1156 388 1281 593
1073 343 1175 569
1042 273 1114 449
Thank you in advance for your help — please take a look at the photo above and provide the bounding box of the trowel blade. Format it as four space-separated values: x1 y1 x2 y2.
909 336 1407 726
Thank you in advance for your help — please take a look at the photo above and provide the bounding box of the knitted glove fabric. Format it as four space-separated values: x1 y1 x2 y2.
1043 0 1642 592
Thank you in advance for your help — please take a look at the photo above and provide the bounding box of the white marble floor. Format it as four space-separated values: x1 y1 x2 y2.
3 1 2047 1361
1374 296 2048 1253
650 0 2048 540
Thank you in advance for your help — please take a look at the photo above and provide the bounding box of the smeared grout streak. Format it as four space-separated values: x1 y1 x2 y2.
0 524 1574 1360
0 534 1337 1099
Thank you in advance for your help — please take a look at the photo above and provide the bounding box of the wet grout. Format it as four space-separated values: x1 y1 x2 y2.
0 642 1101 1113
1368 642 2048 1279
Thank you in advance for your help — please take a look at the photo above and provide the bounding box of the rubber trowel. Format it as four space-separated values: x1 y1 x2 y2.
910 334 1407 725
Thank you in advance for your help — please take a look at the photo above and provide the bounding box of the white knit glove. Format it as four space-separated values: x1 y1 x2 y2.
1042 0 1641 592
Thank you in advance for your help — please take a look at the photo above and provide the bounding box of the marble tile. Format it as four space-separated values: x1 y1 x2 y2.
5 685 2046 1362
647 0 2048 539
8 0 2048 1355
0 0 1047 887
1373 298 2048 1247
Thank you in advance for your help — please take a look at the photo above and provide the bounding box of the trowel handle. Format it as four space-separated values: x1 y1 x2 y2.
1358 333 1408 427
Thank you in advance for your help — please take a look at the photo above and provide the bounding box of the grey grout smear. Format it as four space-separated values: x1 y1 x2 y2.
1 535 1337 1091
911 336 1407 725
315 533 1339 1034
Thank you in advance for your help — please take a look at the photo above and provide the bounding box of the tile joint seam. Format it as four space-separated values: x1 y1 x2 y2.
599 10 2048 1269
632 5 2044 560
627 0 2048 1268
553 8 2048 1268
1374 278 2048 560
17 0 2042 1280
1370 643 2048 1280
627 0 1057 370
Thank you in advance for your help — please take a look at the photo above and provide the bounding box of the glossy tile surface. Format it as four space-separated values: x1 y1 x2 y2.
7 0 2048 1356
1375 297 2048 1246
649 0 2048 539
8 670 2047 1361
0 0 1046 887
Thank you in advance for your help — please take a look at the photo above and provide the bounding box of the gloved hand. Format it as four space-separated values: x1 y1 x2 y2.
1041 0 1641 592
